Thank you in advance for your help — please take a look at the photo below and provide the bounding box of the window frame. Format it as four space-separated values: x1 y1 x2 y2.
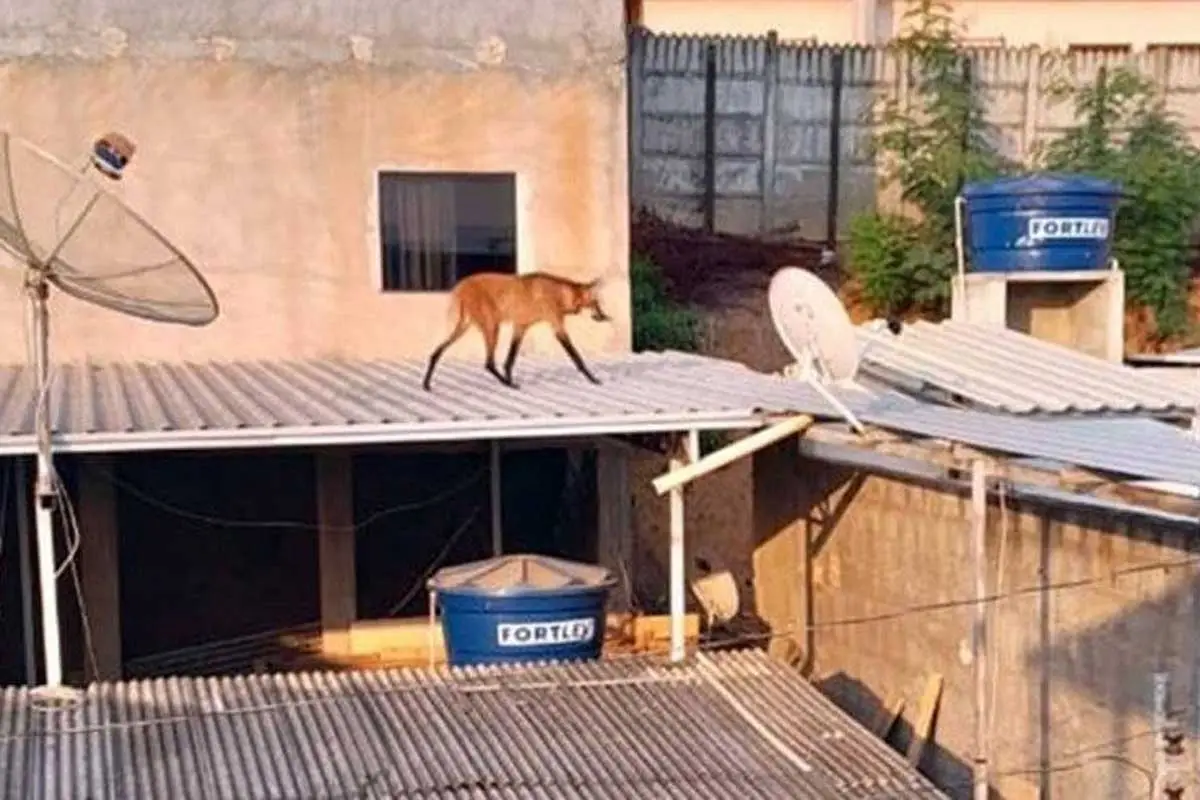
368 167 527 294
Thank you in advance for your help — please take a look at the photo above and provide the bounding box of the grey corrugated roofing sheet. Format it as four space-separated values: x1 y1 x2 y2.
1 350 1195 482
858 319 1195 415
0 649 947 800
0 352 877 454
852 404 1200 485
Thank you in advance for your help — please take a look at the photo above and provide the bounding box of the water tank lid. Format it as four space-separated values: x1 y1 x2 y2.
961 173 1121 200
428 553 616 596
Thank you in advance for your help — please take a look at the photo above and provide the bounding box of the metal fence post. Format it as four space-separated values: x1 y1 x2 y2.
827 49 846 248
703 42 718 233
627 27 647 212
761 30 780 236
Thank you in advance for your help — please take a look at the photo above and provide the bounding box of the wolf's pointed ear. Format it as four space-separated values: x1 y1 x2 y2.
587 276 604 291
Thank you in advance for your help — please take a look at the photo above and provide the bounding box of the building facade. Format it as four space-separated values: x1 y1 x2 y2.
0 0 631 364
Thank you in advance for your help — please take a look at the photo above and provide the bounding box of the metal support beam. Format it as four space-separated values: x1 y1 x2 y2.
490 442 502 556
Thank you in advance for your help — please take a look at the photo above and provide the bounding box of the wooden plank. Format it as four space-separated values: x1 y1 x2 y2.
652 415 813 495
871 695 906 740
906 673 944 768
991 774 1041 800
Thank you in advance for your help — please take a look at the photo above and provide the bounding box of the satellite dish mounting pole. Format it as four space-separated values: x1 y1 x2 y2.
24 265 62 687
0 130 219 691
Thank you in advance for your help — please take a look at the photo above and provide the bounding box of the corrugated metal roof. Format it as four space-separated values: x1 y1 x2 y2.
1127 347 1200 366
858 320 1195 415
0 351 1197 482
0 352 877 454
0 650 946 800
851 405 1200 485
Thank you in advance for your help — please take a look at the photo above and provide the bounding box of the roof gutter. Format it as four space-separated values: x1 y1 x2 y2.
0 410 774 457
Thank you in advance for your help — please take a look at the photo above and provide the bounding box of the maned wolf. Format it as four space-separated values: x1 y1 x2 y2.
422 272 611 390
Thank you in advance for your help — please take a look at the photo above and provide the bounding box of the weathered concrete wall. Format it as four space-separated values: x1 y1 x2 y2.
794 462 1200 799
0 0 630 363
630 33 1200 240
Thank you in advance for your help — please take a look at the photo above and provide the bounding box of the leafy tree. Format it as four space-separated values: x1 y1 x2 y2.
846 0 1009 315
1035 65 1200 338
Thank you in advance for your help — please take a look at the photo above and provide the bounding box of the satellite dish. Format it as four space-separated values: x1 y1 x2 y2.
0 130 219 692
768 266 865 434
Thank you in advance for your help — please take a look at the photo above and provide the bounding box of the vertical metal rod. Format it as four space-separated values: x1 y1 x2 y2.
971 459 989 800
826 50 845 247
29 279 62 688
669 431 701 663
703 43 717 234
1153 671 1169 798
14 457 36 685
427 590 438 669
489 442 502 556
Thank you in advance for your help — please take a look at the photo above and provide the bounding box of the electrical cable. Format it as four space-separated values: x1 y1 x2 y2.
96 464 485 533
385 507 481 617
984 479 1009 776
55 482 98 679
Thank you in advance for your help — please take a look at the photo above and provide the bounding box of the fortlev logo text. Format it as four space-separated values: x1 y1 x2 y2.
497 618 596 647
1025 217 1109 242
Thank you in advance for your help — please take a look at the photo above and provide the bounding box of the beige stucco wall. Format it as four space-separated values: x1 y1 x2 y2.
0 7 629 365
641 0 864 43
948 0 1200 49
642 0 1200 49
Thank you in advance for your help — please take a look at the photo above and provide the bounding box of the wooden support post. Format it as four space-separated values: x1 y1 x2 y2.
596 443 633 611
669 431 700 662
317 451 355 657
971 459 989 800
78 455 122 682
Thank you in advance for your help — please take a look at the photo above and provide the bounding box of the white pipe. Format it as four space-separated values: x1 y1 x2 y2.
970 459 989 800
30 281 62 688
954 195 969 321
1126 480 1199 499
489 442 502 556
13 457 36 685
652 415 813 495
669 430 701 663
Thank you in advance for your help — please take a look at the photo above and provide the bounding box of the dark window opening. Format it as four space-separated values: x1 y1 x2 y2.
378 172 517 292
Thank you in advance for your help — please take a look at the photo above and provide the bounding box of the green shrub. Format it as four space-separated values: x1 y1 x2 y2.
630 255 700 352
846 0 1009 315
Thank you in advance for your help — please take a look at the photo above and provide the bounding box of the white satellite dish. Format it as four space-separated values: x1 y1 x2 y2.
0 130 219 692
768 266 865 434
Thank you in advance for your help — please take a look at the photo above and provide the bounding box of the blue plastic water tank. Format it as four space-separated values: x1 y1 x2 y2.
961 173 1121 273
428 554 616 667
